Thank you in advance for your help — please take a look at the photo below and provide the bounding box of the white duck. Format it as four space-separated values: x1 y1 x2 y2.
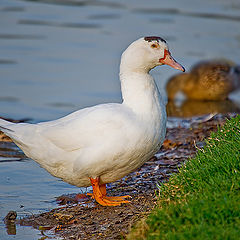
0 36 184 206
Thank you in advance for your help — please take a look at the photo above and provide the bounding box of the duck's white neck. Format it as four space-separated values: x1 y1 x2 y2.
120 68 164 117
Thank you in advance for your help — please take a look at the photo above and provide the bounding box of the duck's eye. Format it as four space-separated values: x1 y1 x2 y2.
151 44 158 48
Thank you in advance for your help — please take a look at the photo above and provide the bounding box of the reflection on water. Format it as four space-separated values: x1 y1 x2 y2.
5 222 16 236
167 99 240 118
0 141 79 239
4 211 17 235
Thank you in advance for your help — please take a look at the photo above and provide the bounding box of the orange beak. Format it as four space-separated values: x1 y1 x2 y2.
159 49 185 72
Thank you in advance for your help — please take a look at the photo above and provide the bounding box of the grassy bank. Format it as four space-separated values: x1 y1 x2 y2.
128 115 240 240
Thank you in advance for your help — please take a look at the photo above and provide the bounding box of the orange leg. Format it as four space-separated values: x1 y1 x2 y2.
88 177 131 206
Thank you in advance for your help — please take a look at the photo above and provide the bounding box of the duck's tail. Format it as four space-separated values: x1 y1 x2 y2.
0 118 15 134
0 119 18 144
0 118 33 153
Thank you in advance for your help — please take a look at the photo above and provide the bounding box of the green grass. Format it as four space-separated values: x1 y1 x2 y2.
128 115 240 240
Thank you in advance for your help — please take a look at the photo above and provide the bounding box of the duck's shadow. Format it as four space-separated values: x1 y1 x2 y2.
167 99 240 118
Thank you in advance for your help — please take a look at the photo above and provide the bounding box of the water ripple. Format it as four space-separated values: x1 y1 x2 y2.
0 97 19 102
88 13 121 20
133 8 240 22
0 33 45 40
0 6 25 12
47 102 76 108
18 19 102 29
0 59 17 64
23 0 125 9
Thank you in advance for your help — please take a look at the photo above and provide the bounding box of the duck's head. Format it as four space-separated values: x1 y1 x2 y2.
120 36 185 73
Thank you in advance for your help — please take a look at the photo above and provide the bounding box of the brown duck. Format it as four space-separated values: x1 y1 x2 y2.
166 60 240 100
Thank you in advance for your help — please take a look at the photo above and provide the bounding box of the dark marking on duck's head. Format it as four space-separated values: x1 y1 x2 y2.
144 36 166 43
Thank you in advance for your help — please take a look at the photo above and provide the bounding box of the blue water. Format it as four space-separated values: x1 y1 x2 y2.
0 0 240 239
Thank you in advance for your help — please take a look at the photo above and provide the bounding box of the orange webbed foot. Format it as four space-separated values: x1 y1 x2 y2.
89 177 131 206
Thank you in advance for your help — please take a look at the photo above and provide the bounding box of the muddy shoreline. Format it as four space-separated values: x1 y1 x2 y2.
1 113 236 239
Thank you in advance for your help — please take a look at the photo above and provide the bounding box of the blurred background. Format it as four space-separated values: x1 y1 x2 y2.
0 0 240 239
